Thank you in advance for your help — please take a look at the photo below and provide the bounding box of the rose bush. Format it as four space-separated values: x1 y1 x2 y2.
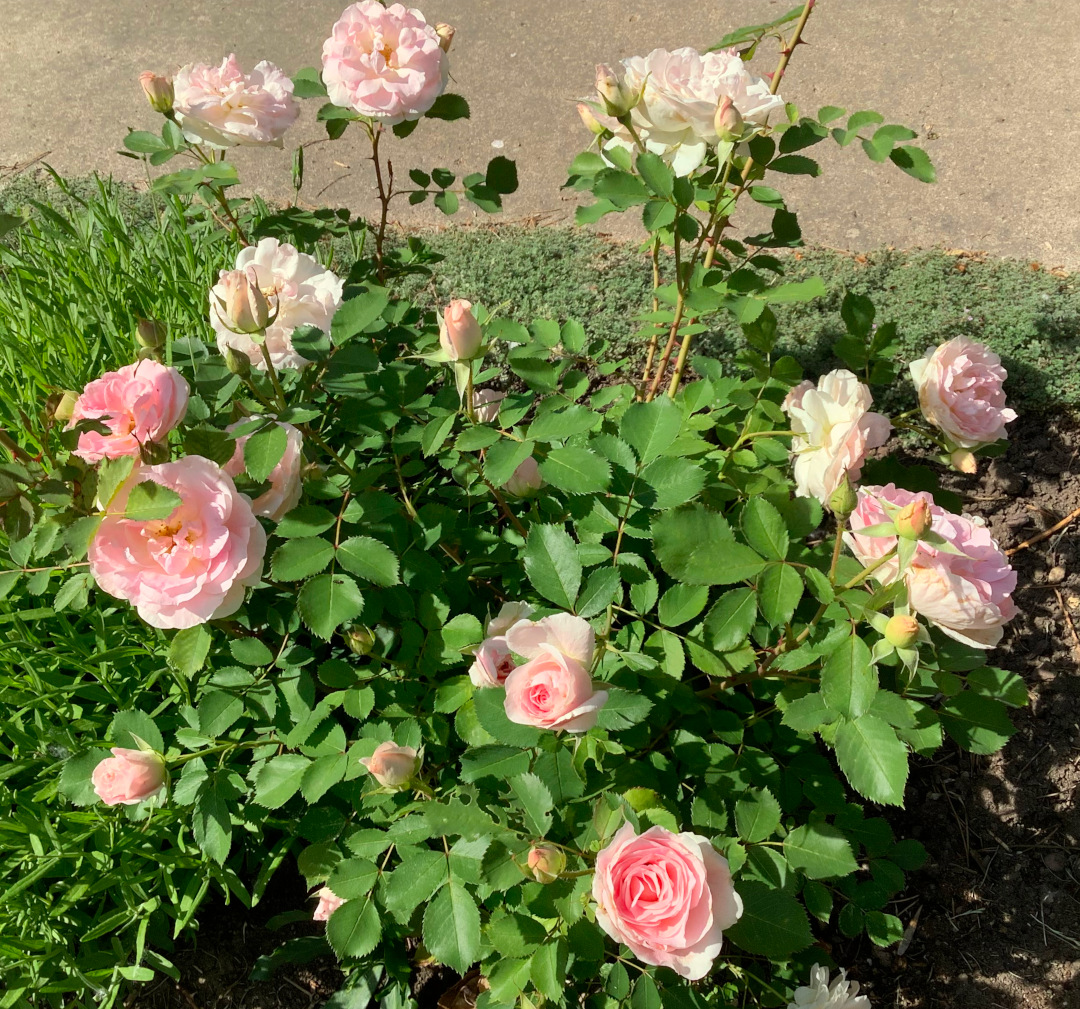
0 3 1030 1008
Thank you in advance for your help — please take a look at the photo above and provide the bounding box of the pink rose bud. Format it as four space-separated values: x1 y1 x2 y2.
503 457 542 497
596 64 633 117
136 318 167 350
950 449 978 474
91 747 167 806
577 103 608 137
439 300 483 360
469 636 517 688
435 23 455 52
713 95 744 142
139 72 174 115
215 268 273 336
312 886 344 922
884 614 920 649
473 388 505 424
895 499 931 540
527 845 567 883
360 741 419 789
593 824 743 980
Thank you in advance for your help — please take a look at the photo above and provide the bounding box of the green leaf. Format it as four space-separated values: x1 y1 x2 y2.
781 692 838 733
592 169 650 207
109 709 164 752
426 93 470 121
168 625 212 677
244 424 288 483
784 823 858 879
524 524 582 609
653 506 764 586
510 772 554 837
485 437 536 488
336 536 401 586
735 787 781 843
532 748 585 803
939 691 1016 755
889 145 936 183
253 754 311 808
326 858 380 899
658 584 710 627
575 566 622 619
637 457 705 510
473 687 543 748
865 910 905 947
193 787 232 864
298 574 364 641
740 498 789 560
291 67 328 98
768 155 821 176
423 880 481 975
272 538 335 581
703 588 757 651
331 286 390 344
460 745 531 784
123 481 182 521
486 156 519 194
725 881 813 957
275 506 336 539
530 938 568 1002
59 751 107 805
595 687 653 732
967 667 1028 708
621 398 681 465
834 714 909 805
327 898 382 959
123 130 168 153
636 152 674 198
757 563 802 627
302 752 349 803
802 880 834 922
539 447 611 494
383 850 446 916
821 634 877 719
198 691 244 738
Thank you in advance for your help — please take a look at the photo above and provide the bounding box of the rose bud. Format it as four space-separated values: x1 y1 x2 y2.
360 741 419 789
577 103 608 137
439 300 483 360
895 499 932 540
224 345 252 377
214 268 272 336
136 318 167 350
345 625 377 656
503 456 542 497
139 72 174 115
828 475 858 519
435 23 455 52
596 64 633 117
91 748 167 806
713 95 744 142
884 614 920 649
312 887 344 922
51 390 79 424
527 845 567 884
950 449 978 474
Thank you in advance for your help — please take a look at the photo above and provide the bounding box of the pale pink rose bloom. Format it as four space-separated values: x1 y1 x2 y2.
503 457 542 497
173 54 299 148
469 636 516 689
782 370 892 504
312 887 345 922
91 748 167 806
486 601 534 638
360 741 418 787
69 361 189 463
846 484 1017 648
503 644 607 732
439 300 483 360
505 612 595 665
222 419 304 522
788 965 870 1009
322 1 449 124
473 388 505 423
602 48 784 176
593 823 743 980
210 238 344 371
909 337 1017 448
89 456 266 630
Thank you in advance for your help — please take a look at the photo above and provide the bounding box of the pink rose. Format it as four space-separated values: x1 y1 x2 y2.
360 741 418 788
487 601 534 639
909 337 1017 448
211 238 344 371
503 457 542 497
846 484 1017 648
312 887 344 922
505 612 595 665
139 72 174 114
440 300 483 360
223 419 304 522
322 2 449 124
89 456 266 629
213 268 272 336
782 370 892 504
91 747 167 806
469 636 516 689
593 823 743 980
503 644 607 733
173 54 299 148
473 389 505 424
69 361 189 463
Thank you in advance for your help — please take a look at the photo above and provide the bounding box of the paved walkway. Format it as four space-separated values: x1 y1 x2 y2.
3 0 1080 267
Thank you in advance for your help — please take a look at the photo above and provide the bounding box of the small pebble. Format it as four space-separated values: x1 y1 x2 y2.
1048 565 1066 584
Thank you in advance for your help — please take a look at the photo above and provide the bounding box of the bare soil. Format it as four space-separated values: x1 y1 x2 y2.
130 413 1080 1009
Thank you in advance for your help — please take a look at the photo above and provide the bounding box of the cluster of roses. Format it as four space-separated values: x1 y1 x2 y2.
781 339 1017 649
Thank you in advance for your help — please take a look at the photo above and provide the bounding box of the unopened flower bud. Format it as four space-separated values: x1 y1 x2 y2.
439 300 483 361
950 449 977 475
224 345 251 377
51 390 79 423
895 499 932 540
828 475 858 518
136 318 167 350
527 845 566 884
595 64 634 118
714 96 744 142
577 103 607 137
360 741 419 789
215 268 272 336
345 625 376 656
503 457 542 498
139 72 174 115
435 23 455 53
884 614 920 649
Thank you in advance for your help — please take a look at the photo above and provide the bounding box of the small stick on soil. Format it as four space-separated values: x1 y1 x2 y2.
1053 587 1080 663
1006 505 1080 556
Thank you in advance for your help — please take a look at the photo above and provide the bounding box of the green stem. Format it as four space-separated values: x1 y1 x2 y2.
258 342 288 412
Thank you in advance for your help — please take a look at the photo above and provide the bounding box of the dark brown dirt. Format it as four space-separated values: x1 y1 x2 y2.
130 413 1080 1009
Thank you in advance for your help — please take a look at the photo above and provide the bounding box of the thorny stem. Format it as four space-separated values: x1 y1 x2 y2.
0 429 32 463
639 237 663 394
371 127 391 284
191 145 250 245
258 342 288 412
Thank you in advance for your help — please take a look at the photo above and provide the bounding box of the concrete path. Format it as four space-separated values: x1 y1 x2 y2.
2 0 1080 267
